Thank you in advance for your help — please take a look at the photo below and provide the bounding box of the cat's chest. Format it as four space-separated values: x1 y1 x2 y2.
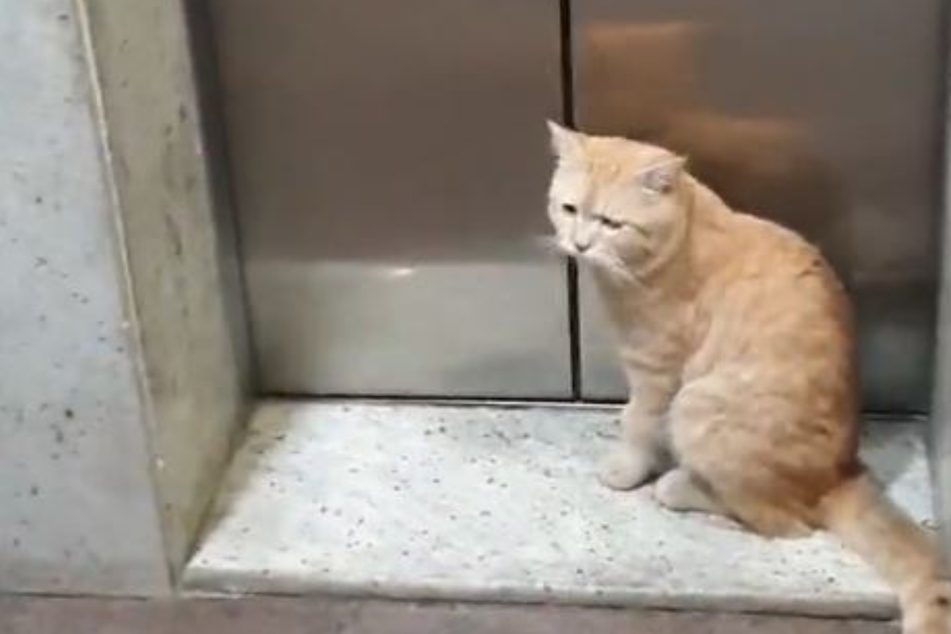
595 278 691 347
615 300 688 350
615 311 660 338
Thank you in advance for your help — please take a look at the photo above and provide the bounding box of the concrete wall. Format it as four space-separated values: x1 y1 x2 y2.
81 0 252 574
0 0 249 595
0 0 170 595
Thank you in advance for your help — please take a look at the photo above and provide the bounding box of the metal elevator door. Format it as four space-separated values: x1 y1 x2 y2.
208 1 572 398
573 0 944 412
209 1 943 412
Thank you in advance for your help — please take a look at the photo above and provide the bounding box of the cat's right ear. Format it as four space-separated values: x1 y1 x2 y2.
547 120 583 160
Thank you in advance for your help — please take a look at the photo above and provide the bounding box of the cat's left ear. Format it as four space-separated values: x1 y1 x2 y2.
642 156 687 195
547 120 583 160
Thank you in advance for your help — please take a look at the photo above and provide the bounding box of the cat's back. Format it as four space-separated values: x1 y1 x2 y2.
690 203 855 370
708 207 845 299
682 197 860 485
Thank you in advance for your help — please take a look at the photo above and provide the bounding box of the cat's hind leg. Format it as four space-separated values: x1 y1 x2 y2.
667 376 814 538
653 468 725 515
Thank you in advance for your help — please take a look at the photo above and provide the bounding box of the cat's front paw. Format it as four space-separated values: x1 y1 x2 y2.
598 446 654 491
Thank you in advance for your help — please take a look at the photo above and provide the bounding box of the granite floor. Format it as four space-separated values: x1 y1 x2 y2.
185 401 934 620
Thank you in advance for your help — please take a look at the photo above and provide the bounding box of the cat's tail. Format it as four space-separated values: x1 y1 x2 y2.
818 471 951 634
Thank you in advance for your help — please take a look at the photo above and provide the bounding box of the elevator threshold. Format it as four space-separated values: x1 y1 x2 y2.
184 401 933 620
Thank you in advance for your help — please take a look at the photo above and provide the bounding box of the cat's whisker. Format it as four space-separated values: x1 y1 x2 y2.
536 235 563 252
532 234 574 257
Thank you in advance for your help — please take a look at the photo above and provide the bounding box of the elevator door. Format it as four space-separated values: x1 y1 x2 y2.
208 1 572 397
574 0 944 412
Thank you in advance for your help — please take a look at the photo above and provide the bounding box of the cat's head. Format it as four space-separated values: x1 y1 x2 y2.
545 122 688 280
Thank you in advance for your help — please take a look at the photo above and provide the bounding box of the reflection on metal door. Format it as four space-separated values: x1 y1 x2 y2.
573 0 944 412
209 1 942 411
208 1 571 397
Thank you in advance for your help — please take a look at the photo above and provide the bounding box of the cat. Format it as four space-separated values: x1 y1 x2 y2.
545 121 950 634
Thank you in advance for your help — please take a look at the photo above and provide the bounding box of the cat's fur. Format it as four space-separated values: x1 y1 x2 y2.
545 122 950 634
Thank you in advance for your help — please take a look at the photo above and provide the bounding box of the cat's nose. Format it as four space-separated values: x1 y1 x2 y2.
574 240 591 253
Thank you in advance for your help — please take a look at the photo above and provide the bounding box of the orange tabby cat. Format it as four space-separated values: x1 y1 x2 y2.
545 121 950 634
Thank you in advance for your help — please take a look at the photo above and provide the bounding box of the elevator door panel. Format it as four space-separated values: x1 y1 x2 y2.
209 1 571 397
574 0 943 411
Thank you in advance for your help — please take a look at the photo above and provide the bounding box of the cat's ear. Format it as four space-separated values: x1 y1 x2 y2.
642 156 686 194
547 120 583 160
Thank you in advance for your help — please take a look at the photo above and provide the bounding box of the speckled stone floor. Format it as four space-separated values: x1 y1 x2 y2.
185 401 934 620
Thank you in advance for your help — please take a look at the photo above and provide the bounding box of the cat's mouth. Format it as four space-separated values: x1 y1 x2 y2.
538 235 630 279
550 236 593 261
572 247 637 282
537 234 587 259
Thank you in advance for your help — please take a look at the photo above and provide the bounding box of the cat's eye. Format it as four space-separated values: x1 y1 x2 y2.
597 215 623 230
642 175 673 196
562 203 578 215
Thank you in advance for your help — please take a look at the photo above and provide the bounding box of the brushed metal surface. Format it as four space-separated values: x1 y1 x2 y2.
573 0 944 411
208 0 571 397
932 25 951 571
